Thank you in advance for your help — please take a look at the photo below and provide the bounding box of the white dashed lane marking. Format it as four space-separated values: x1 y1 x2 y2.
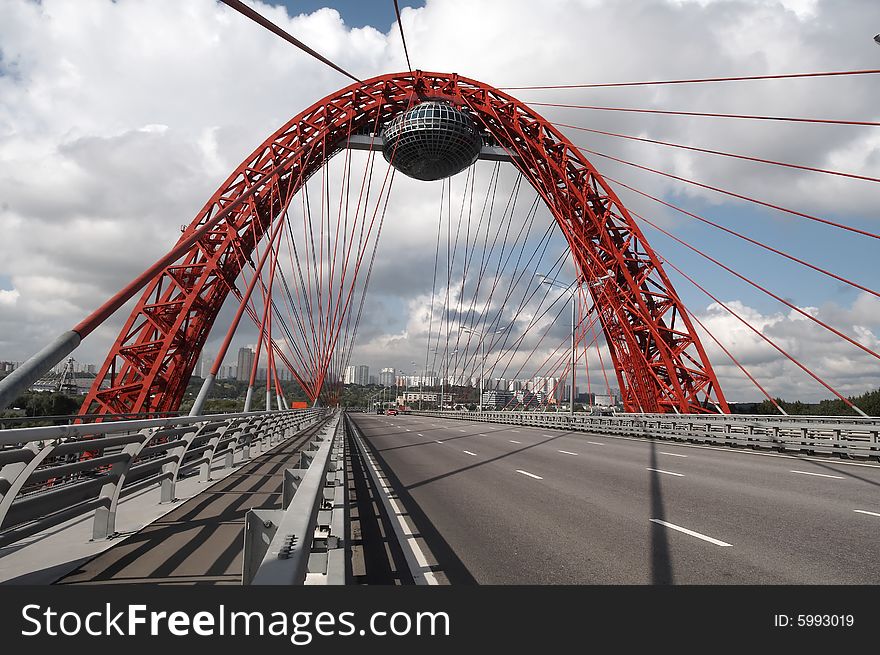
790 470 844 480
558 450 579 456
516 470 543 480
649 519 732 547
646 467 684 477
463 450 478 457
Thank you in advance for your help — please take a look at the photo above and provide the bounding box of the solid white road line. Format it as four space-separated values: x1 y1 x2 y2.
352 431 439 584
649 519 732 547
790 470 844 480
660 452 688 458
646 467 684 477
853 509 880 517
558 450 579 456
516 469 543 480
463 450 478 456
587 441 605 446
509 440 521 444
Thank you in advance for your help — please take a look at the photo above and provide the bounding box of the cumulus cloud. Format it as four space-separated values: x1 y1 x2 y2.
0 0 877 404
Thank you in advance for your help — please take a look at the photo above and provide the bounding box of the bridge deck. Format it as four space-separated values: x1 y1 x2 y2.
55 428 318 585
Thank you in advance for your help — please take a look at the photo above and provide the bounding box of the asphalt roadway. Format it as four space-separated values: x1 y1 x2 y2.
349 412 880 584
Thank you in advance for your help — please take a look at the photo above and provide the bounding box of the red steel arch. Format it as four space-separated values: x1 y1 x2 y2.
80 71 728 416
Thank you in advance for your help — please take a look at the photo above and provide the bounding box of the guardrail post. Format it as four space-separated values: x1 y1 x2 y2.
161 424 202 503
283 467 307 509
92 436 145 540
201 424 226 483
241 509 283 585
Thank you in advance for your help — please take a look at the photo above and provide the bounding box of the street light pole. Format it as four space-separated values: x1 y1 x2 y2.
461 327 509 414
536 273 610 417
433 347 457 412
570 290 576 418
478 338 484 413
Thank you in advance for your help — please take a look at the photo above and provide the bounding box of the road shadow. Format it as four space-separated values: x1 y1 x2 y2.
351 416 477 584
648 438 674 585
53 428 316 585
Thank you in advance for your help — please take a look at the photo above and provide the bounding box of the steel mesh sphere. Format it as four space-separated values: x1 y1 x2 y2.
381 101 483 181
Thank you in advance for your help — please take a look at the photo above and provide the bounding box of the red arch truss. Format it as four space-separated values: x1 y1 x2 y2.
81 71 728 416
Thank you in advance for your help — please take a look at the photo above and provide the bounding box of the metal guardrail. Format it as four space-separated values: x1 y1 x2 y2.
0 408 325 548
242 411 345 585
411 411 880 459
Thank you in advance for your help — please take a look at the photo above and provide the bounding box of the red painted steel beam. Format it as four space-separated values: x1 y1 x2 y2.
80 71 727 417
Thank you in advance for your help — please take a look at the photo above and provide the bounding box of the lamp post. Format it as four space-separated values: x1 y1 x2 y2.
413 360 423 411
536 273 612 417
461 326 510 413
432 347 457 411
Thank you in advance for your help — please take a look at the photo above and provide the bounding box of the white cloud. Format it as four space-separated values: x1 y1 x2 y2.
0 289 20 306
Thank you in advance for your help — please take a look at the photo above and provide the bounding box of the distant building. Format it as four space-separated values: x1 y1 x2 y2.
368 375 377 385
379 367 396 386
197 355 213 378
356 365 370 386
236 347 254 382
593 393 617 407
344 365 356 385
483 389 513 409
396 391 451 405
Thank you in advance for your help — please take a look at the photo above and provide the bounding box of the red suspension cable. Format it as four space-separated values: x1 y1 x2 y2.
501 68 880 90
660 256 869 417
578 146 880 240
526 101 880 127
634 210 880 365
686 309 787 415
555 122 880 184
604 175 880 299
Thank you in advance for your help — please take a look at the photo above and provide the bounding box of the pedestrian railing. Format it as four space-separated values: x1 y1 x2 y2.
0 408 325 548
411 411 880 459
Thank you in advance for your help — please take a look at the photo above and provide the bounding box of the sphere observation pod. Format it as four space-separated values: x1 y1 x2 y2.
381 100 483 181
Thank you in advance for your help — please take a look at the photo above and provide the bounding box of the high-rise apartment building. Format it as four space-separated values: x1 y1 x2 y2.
236 347 254 382
379 367 396 386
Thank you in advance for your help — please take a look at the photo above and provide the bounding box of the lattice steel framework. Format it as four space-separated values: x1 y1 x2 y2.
80 71 728 416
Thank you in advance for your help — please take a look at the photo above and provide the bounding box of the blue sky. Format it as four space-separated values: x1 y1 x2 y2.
266 0 424 29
